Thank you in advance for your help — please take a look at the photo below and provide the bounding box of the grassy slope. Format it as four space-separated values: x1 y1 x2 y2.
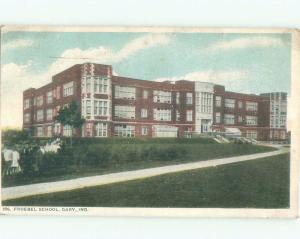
3 153 290 209
2 143 275 188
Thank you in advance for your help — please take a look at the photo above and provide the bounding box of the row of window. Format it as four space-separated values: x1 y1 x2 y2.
81 76 109 94
215 96 258 111
24 82 75 109
24 109 54 123
215 113 258 125
114 86 194 104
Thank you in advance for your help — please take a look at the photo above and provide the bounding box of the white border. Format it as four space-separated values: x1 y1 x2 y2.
0 26 299 218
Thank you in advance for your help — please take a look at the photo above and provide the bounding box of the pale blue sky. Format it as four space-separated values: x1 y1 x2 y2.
1 31 291 127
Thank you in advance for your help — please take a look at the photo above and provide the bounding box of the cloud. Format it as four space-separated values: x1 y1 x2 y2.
44 33 171 79
2 39 34 51
1 62 35 128
154 70 248 84
205 36 285 53
1 34 171 128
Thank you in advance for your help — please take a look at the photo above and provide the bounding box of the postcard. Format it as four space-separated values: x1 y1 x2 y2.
0 26 299 217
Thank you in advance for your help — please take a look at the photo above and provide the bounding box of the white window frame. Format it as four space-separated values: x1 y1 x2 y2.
141 108 148 118
95 122 108 137
46 109 53 121
114 125 135 137
36 95 44 106
246 101 258 111
24 99 30 109
114 105 135 119
224 114 235 125
63 125 72 137
94 100 109 116
143 90 148 99
94 76 109 94
24 113 31 123
37 110 44 122
215 96 222 107
246 130 257 139
186 110 193 122
141 126 149 136
176 110 180 121
63 81 74 97
114 85 136 100
47 91 53 104
153 90 172 103
47 126 52 137
186 92 193 105
245 115 257 126
153 108 171 121
176 92 180 104
37 127 43 137
215 112 221 123
225 99 235 108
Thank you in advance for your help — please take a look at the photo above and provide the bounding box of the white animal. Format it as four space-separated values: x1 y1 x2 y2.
3 148 21 175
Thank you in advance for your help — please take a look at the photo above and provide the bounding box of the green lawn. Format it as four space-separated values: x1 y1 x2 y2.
3 153 290 208
2 142 275 188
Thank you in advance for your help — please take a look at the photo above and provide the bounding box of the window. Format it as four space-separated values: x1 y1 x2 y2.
215 112 221 123
95 123 107 137
114 125 135 137
86 100 91 116
196 92 213 113
47 126 52 137
94 100 109 116
24 99 30 109
47 91 53 104
143 90 148 99
54 123 61 135
225 99 235 108
245 115 257 125
37 110 44 122
114 105 135 119
63 81 74 97
186 93 193 105
141 108 148 118
215 96 222 107
246 101 258 111
94 77 109 94
186 110 193 122
176 92 180 104
56 86 61 99
37 127 43 137
238 101 243 109
85 123 93 137
153 108 171 121
224 114 235 125
153 90 171 103
141 126 148 136
24 113 31 123
176 110 180 121
280 131 286 139
280 116 286 127
153 125 178 138
46 109 53 121
37 95 44 106
246 130 257 139
114 85 136 99
85 77 91 93
238 115 243 123
63 125 72 137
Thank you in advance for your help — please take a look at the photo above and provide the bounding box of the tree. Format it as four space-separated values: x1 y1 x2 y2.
55 100 85 146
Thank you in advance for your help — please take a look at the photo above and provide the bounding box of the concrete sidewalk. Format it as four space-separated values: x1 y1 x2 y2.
2 148 288 201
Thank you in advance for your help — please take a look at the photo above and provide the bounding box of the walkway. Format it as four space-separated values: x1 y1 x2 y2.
2 147 288 201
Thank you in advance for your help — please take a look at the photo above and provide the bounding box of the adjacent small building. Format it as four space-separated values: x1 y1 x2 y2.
23 63 288 141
